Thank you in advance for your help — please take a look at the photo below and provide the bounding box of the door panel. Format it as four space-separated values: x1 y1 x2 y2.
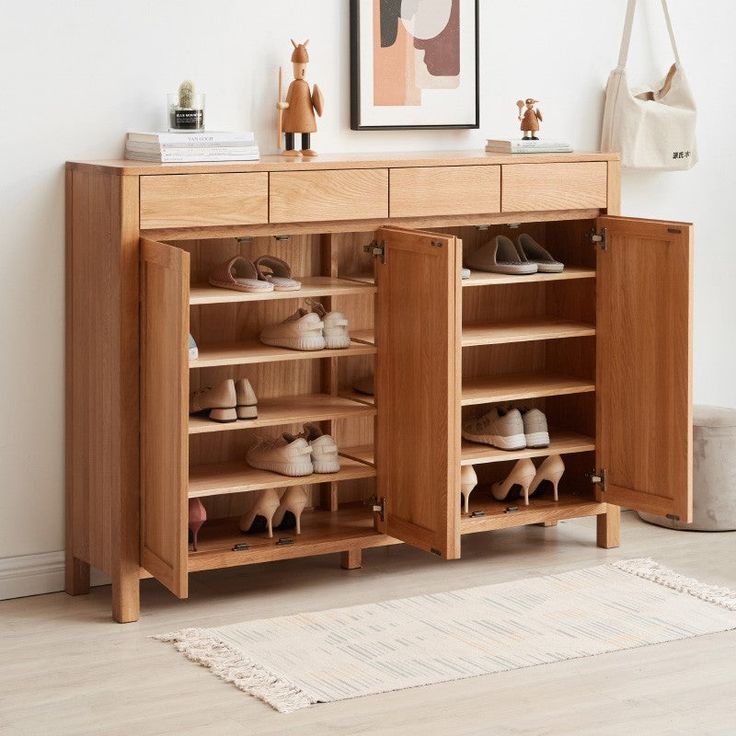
596 216 692 521
375 227 461 558
140 239 189 597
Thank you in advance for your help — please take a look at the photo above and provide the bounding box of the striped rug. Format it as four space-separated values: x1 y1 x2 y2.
156 559 736 713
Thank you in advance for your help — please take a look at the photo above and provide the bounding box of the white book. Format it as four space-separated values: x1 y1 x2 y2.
125 150 260 163
127 131 256 146
485 138 572 152
126 142 259 156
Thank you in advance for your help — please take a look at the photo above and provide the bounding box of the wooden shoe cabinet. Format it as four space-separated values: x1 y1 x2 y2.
66 152 693 622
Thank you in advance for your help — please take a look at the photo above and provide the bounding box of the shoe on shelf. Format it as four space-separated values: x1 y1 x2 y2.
188 334 199 361
460 464 478 514
529 454 565 501
236 378 258 420
491 458 537 504
462 407 526 451
292 422 341 473
464 235 538 275
246 434 314 477
188 498 207 551
209 256 275 294
189 379 237 423
516 234 564 273
239 489 281 537
306 299 351 349
521 408 550 448
254 255 302 291
260 307 326 351
272 485 309 534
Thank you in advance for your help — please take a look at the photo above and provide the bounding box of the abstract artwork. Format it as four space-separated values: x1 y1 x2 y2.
351 0 479 129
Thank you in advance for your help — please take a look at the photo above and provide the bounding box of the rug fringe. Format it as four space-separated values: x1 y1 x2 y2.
612 558 736 611
153 629 317 713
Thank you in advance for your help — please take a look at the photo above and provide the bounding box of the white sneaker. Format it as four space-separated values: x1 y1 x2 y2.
301 423 341 473
306 299 351 349
461 407 526 450
246 435 314 477
260 308 326 351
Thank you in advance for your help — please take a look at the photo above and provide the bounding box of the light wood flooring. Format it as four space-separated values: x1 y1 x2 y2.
1 512 735 736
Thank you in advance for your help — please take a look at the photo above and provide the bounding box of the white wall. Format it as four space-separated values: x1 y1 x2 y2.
1 1 733 590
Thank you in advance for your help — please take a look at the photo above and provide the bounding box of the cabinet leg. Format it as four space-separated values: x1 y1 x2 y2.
541 521 558 527
597 505 621 549
341 548 362 570
65 554 90 596
112 568 140 623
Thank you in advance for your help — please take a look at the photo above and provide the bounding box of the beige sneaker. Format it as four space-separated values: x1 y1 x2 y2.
307 299 351 349
246 435 314 477
260 308 326 351
235 378 258 420
521 408 550 448
462 407 526 450
301 423 340 473
189 379 237 423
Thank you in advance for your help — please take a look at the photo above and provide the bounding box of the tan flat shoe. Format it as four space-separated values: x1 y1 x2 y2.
189 379 237 423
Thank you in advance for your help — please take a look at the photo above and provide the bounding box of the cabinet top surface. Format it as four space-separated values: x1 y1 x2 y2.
67 150 619 176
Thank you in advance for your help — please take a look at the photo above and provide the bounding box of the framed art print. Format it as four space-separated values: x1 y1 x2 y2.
350 0 479 130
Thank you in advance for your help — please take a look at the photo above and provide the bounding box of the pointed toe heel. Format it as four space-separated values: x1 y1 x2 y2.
528 455 565 501
272 486 308 535
491 459 537 505
460 465 478 514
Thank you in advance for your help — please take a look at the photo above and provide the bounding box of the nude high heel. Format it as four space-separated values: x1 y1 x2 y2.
460 465 478 514
188 498 207 551
528 454 565 501
272 486 308 534
491 458 537 505
239 488 281 538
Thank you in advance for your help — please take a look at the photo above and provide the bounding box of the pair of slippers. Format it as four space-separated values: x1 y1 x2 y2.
465 234 564 276
209 255 301 293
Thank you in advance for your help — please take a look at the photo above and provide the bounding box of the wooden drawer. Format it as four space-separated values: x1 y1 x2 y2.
269 169 388 223
140 173 268 229
390 166 501 218
501 162 608 212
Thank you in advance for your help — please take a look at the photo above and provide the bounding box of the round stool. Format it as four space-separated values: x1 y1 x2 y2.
639 405 736 531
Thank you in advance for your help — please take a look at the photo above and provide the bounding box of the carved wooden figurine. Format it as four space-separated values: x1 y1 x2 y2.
516 98 543 140
276 39 324 157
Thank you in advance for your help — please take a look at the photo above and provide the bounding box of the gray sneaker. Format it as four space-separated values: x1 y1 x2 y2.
462 407 526 450
521 408 550 448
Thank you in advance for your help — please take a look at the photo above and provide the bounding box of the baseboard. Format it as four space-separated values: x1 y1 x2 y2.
0 551 110 601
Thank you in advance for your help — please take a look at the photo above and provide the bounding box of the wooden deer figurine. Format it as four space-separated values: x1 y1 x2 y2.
276 39 324 157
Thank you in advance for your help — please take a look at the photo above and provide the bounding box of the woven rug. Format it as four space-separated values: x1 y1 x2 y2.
156 559 736 713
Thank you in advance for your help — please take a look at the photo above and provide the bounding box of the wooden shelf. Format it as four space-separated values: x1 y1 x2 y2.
189 394 376 435
188 503 396 572
339 444 375 466
190 339 376 367
462 267 595 288
189 453 376 498
339 389 375 407
461 490 606 534
350 329 375 346
342 274 375 286
461 430 595 466
461 372 595 406
462 318 595 347
189 277 376 305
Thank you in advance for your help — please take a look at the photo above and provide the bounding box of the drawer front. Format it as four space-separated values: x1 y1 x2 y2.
269 169 388 223
140 173 269 229
502 162 608 212
390 166 501 218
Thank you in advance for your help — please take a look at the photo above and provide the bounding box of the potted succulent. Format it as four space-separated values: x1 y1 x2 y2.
168 80 205 130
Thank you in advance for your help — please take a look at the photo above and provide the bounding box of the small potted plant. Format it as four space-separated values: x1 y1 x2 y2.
168 80 205 131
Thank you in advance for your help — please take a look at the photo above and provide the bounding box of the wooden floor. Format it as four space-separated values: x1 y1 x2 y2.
2 512 735 736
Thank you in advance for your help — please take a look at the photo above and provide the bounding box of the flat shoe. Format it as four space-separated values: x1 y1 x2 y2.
464 235 538 275
254 255 302 291
209 256 274 293
516 234 564 273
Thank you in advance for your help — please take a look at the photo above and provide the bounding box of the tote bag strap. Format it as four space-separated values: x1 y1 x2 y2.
617 0 681 68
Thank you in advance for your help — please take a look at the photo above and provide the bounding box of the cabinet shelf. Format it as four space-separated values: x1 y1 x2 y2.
189 453 376 499
190 339 376 367
462 318 595 347
461 267 595 288
189 394 376 435
187 503 395 573
189 277 376 305
461 430 595 466
461 372 595 406
338 444 375 466
339 389 375 407
350 329 375 346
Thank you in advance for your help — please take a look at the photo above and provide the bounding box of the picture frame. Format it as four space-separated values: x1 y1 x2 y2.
350 0 479 131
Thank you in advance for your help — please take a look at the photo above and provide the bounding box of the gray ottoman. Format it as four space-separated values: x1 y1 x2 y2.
639 405 736 531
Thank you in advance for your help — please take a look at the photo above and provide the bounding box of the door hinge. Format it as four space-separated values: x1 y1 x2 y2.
430 240 444 248
665 513 681 521
589 227 608 250
370 496 386 522
364 240 386 263
588 469 607 492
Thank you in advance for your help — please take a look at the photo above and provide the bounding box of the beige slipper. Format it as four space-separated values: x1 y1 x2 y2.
208 256 274 293
465 235 538 275
254 255 302 291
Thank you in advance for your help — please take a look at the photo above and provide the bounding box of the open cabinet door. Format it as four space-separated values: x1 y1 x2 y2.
140 239 189 597
375 227 461 559
596 216 692 521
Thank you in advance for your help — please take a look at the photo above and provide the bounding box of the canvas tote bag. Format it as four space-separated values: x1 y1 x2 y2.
601 0 697 170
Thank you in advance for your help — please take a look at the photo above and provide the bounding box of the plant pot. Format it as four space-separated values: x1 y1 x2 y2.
167 93 206 131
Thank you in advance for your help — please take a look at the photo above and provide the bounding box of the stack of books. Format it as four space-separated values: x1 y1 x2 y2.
485 139 573 154
125 131 260 162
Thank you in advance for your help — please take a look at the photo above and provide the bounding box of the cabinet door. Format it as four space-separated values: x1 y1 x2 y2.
375 227 461 559
596 216 692 521
140 239 189 597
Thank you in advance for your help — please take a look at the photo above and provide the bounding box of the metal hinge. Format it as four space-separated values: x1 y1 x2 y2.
588 469 607 492
371 496 386 522
666 513 681 521
590 227 608 250
364 240 386 263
